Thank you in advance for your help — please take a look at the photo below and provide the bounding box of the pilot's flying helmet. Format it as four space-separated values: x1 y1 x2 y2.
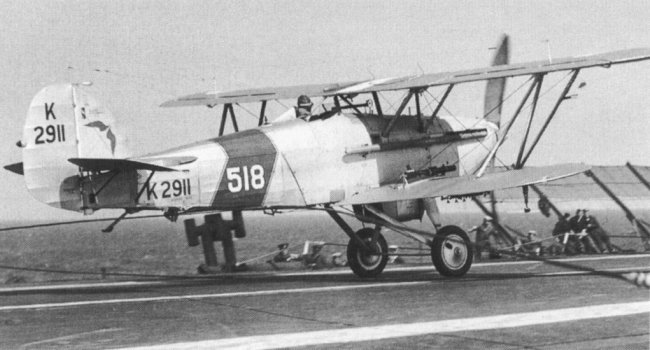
297 95 313 109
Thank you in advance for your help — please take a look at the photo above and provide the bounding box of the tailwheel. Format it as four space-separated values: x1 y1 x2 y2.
431 225 473 277
347 227 388 278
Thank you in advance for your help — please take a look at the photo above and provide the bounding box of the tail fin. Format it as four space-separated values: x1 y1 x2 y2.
21 84 129 211
484 34 510 127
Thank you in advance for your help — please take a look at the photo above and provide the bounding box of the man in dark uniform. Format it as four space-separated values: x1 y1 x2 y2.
577 209 599 253
568 209 592 253
295 95 313 120
553 213 571 238
304 243 328 269
550 213 572 255
586 214 617 253
569 209 584 233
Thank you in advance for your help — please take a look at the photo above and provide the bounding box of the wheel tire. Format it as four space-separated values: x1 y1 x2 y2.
347 228 388 278
431 225 473 277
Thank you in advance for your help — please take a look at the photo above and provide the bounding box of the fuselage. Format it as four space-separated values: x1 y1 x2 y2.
125 112 498 212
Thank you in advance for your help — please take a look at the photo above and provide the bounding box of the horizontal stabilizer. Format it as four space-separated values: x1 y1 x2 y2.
4 162 24 175
342 163 590 205
68 156 197 172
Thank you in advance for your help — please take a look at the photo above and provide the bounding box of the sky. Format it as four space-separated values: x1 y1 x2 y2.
0 0 649 223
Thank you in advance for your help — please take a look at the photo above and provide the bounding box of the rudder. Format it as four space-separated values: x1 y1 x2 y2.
484 34 510 128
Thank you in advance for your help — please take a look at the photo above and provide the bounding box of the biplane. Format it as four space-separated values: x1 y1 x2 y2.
5 36 650 277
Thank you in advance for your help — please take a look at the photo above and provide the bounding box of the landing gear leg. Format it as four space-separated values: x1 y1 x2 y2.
325 207 388 277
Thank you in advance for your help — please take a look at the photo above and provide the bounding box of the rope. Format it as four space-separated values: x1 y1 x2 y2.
0 214 164 232
0 264 199 280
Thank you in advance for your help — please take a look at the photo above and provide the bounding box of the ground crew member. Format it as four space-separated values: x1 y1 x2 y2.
548 213 571 254
303 243 328 269
331 252 347 267
267 243 293 270
474 216 496 260
525 230 542 256
586 214 617 253
387 245 405 264
568 209 590 253
578 209 599 253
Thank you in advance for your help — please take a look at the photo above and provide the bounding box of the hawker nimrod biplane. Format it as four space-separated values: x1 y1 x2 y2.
6 36 650 278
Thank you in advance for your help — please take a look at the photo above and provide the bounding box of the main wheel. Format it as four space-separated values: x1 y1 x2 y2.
431 225 473 277
347 228 388 278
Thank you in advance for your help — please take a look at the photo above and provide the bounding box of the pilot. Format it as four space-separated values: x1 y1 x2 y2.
295 95 313 120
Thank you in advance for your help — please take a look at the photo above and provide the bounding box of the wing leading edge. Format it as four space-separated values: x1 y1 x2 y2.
342 163 590 205
162 48 650 108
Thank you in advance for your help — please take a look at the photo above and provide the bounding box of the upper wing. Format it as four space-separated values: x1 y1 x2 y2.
162 48 650 108
354 48 650 93
161 81 364 107
341 163 590 205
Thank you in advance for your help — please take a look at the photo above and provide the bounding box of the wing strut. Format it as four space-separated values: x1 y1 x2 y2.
515 74 545 167
431 84 454 119
218 103 238 136
381 89 415 138
258 101 267 126
414 90 424 132
476 76 539 177
518 69 581 166
371 92 383 118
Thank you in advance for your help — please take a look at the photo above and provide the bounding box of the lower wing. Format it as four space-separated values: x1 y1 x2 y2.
342 163 589 205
